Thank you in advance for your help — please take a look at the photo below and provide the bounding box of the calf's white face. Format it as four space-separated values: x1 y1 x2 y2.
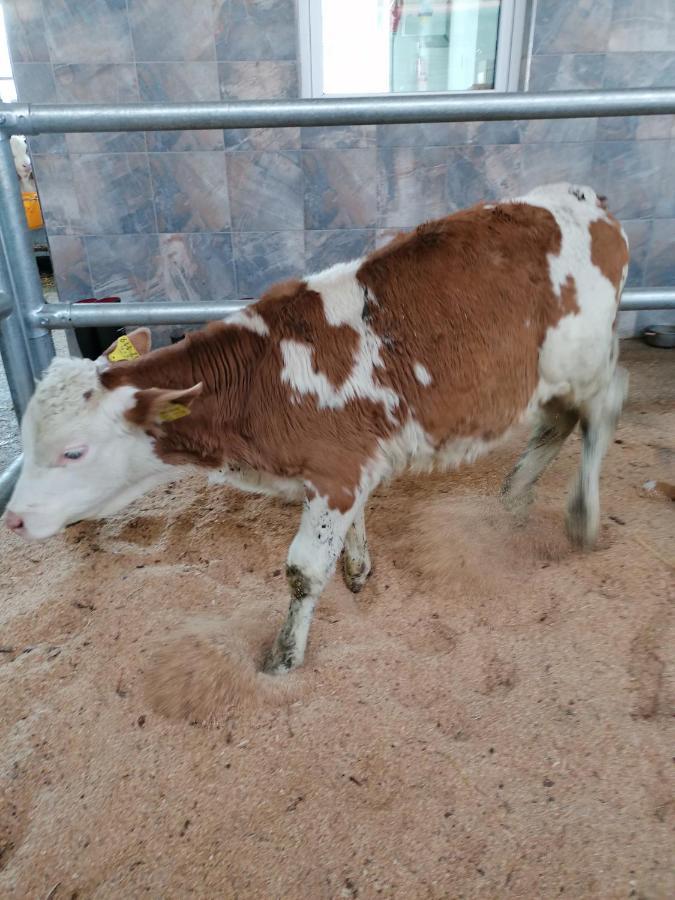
6 357 177 541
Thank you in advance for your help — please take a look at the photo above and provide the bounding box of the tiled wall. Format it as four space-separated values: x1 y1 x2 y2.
4 0 674 341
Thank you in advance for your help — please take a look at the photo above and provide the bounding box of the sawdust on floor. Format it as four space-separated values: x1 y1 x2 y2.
0 342 673 899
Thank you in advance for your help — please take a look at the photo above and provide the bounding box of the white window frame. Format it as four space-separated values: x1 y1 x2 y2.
297 0 527 98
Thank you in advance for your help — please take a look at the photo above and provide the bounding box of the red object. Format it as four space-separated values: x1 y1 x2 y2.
75 296 121 304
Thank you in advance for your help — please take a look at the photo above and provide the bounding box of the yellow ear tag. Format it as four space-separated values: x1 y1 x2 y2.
158 403 191 423
108 334 140 362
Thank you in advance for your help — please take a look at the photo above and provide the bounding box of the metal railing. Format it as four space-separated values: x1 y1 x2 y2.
1 88 675 508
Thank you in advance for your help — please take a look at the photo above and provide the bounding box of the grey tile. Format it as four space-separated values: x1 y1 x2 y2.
609 0 675 52
219 61 299 151
533 0 613 53
233 231 305 298
149 152 230 233
32 155 83 235
375 227 410 249
466 121 522 145
305 230 375 273
303 149 378 230
524 53 605 143
654 144 675 218
49 236 94 301
215 0 296 61
528 53 605 91
302 126 377 150
619 220 653 287
520 118 597 144
227 152 304 231
158 234 236 302
591 142 670 220
137 63 223 151
53 64 144 153
71 154 156 234
42 0 134 64
520 144 593 192
446 145 523 210
128 0 216 62
599 53 675 142
86 234 163 303
377 147 449 228
12 63 67 154
3 0 50 63
377 123 470 148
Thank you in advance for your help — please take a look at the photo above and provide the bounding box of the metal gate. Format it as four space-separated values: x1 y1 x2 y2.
2 88 675 506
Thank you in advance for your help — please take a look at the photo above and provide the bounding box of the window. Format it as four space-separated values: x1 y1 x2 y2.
298 0 526 98
0 7 17 103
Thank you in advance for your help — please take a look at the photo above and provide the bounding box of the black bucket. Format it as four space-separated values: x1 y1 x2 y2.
73 296 122 360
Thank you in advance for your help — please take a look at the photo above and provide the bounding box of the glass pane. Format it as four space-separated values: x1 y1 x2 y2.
0 8 13 79
320 0 501 95
0 79 17 103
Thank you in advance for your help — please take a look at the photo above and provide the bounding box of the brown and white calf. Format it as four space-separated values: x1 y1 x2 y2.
5 183 629 673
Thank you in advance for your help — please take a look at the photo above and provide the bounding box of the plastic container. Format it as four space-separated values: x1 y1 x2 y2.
22 191 44 230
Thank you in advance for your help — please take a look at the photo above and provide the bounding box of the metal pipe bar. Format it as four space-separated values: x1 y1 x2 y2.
2 89 675 136
32 288 675 330
0 455 22 513
0 135 54 377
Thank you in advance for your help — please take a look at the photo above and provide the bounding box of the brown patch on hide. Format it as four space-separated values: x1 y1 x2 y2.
590 217 630 300
357 202 589 444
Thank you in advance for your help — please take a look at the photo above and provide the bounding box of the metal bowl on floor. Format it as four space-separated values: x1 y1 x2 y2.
642 325 675 349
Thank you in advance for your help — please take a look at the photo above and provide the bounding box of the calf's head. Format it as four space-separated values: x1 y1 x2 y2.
5 329 201 541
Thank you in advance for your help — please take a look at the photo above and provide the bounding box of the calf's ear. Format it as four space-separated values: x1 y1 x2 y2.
98 328 153 367
126 383 203 429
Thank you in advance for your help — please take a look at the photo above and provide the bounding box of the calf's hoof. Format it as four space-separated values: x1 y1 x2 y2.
342 556 372 594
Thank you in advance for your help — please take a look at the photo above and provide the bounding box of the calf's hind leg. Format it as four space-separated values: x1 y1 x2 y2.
343 508 372 593
501 401 579 518
264 491 363 675
566 367 628 549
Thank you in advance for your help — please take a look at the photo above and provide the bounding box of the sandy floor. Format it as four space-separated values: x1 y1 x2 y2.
1 342 673 899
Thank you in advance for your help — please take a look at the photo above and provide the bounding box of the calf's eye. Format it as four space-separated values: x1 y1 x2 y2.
63 448 86 461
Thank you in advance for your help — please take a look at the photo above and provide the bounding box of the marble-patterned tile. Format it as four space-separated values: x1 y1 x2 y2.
128 0 216 62
466 121 522 145
599 53 675 142
618 220 652 288
233 231 305 298
32 155 83 235
375 227 410 249
3 0 50 63
215 0 296 62
609 0 675 52
149 152 230 233
226 152 304 231
302 126 377 150
53 64 144 154
644 219 675 284
158 233 236 302
520 143 593 193
533 0 613 54
219 61 299 151
524 52 605 143
303 150 378 230
12 63 67 155
377 147 449 228
86 234 163 303
529 53 606 91
48 236 94 302
591 141 670 220
653 144 675 218
42 0 134 64
71 154 156 234
305 229 375 273
446 145 523 210
137 63 223 152
377 123 470 148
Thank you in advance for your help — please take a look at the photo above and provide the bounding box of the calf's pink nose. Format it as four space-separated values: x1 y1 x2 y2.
5 510 24 531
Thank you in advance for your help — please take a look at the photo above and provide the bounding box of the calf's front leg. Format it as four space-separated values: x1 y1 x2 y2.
263 491 362 675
